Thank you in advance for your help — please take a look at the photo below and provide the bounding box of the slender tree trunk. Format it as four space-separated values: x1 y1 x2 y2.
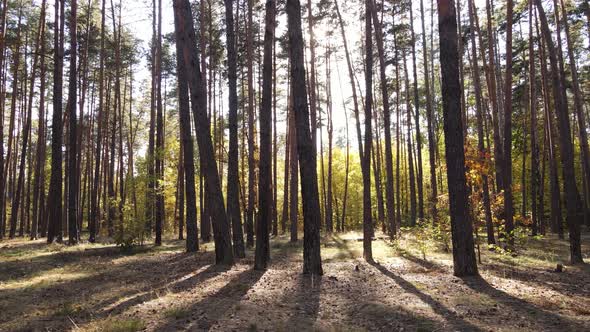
6 5 23 238
503 0 515 250
402 48 417 227
173 0 234 265
560 0 590 228
224 0 245 257
467 0 495 245
536 0 584 264
47 0 65 243
0 0 8 239
31 0 47 239
245 0 256 248
370 0 395 237
10 5 38 238
334 0 363 160
486 0 503 192
362 0 374 262
538 22 563 237
306 0 318 158
289 99 298 242
255 0 275 270
67 0 79 244
145 0 157 239
421 0 438 223
173 15 198 252
409 1 424 220
90 0 106 243
154 0 164 246
529 0 541 236
326 46 334 234
281 82 290 235
286 0 323 275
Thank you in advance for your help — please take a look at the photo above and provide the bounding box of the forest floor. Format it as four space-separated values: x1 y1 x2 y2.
0 231 589 332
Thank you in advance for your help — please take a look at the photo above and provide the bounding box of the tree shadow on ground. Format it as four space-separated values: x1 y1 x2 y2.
3 246 216 331
482 262 590 297
461 275 588 331
154 268 266 331
325 235 357 261
282 274 322 330
370 261 483 331
343 294 449 331
396 248 447 272
0 243 172 282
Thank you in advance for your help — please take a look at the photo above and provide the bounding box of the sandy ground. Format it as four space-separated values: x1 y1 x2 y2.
0 231 589 331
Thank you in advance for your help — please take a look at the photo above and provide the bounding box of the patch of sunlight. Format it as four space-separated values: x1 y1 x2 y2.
163 305 190 319
0 267 90 291
451 293 498 309
102 265 211 313
485 247 563 269
0 241 115 263
79 317 145 332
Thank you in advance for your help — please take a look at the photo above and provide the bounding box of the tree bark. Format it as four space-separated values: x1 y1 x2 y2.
255 0 275 270
173 0 234 265
467 0 495 245
535 0 584 264
437 0 478 277
47 0 65 243
224 0 245 257
286 0 323 275
67 0 79 244
173 15 198 252
362 0 374 262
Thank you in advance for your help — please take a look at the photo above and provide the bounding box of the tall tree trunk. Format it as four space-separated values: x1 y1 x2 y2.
47 0 65 243
485 0 503 192
370 0 395 237
420 0 438 223
199 0 211 243
362 0 374 262
529 0 541 236
538 22 563 237
255 0 275 270
272 26 278 237
334 0 363 160
0 0 8 239
90 0 106 243
409 1 425 220
145 0 157 239
437 0 478 277
402 48 417 227
467 0 495 245
154 0 164 246
173 0 234 265
560 0 590 228
246 0 256 248
67 0 79 244
6 5 23 238
286 0 323 275
288 99 298 242
326 46 334 234
281 78 290 235
31 0 48 239
224 0 245 257
173 15 198 252
503 0 515 250
306 0 318 157
535 0 584 264
9 5 30 239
